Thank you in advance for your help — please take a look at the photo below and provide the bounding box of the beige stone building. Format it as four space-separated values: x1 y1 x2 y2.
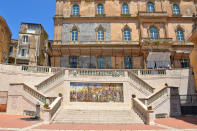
8 39 18 64
0 16 12 63
16 23 49 66
49 0 194 69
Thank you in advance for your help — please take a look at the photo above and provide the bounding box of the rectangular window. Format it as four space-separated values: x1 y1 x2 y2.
97 56 105 69
9 47 13 56
19 48 28 57
70 56 78 68
180 59 190 68
125 56 132 69
22 35 29 43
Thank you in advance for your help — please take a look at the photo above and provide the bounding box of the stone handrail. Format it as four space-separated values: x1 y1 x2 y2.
69 68 125 77
132 98 154 125
10 83 56 104
128 71 154 93
61 40 139 45
140 87 168 105
21 65 63 74
43 97 62 123
139 69 166 75
35 69 65 90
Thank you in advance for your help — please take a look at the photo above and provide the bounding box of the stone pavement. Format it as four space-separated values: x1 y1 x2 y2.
0 114 197 131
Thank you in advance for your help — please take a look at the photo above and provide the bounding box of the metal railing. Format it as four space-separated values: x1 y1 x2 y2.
138 11 168 17
141 38 173 44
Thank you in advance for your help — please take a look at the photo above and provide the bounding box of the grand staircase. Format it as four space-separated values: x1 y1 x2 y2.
53 109 144 124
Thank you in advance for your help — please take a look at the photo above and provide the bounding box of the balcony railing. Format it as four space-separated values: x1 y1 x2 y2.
138 11 168 17
61 40 139 45
141 38 173 44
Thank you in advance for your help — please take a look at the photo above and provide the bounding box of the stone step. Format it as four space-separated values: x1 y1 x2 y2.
53 109 144 124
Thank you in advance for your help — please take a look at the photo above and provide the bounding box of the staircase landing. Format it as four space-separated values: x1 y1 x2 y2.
53 109 144 124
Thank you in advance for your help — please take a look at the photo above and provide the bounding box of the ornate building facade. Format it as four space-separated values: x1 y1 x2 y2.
49 0 195 69
0 16 12 63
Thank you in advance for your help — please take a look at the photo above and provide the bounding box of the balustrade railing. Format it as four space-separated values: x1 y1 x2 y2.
133 98 154 125
139 69 166 75
69 68 125 77
140 87 168 106
35 69 65 90
49 97 62 119
23 84 55 104
128 71 154 93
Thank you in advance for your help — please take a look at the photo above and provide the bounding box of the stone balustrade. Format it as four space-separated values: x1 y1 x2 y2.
140 87 168 106
132 98 154 125
35 69 65 90
128 71 154 93
69 68 125 77
43 97 62 124
23 84 56 104
139 69 166 75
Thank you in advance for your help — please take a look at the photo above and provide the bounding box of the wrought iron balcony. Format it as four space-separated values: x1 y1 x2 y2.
138 11 168 17
141 38 173 44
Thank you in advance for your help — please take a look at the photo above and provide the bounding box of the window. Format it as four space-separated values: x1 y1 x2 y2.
181 59 189 68
70 56 78 68
173 4 180 15
98 29 104 41
97 56 105 69
177 29 184 41
28 24 39 30
9 47 13 56
72 29 78 41
147 2 155 12
19 48 28 57
72 5 79 15
124 29 131 41
125 56 132 69
97 4 104 15
150 26 158 39
122 3 129 14
22 35 28 43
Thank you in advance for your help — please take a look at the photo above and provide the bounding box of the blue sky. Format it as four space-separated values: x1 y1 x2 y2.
0 0 56 40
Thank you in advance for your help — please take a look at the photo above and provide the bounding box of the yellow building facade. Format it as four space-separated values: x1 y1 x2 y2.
49 0 194 69
0 16 12 63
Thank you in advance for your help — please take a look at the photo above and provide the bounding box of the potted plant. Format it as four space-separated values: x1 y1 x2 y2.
58 93 63 97
165 83 168 87
44 104 50 109
147 106 152 110
132 94 136 98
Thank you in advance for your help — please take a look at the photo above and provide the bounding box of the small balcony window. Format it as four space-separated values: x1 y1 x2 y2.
72 29 78 41
22 35 28 43
150 26 158 39
124 29 131 41
147 2 155 12
72 5 79 15
177 29 184 41
98 29 104 41
173 4 180 15
97 4 104 15
181 59 189 68
70 56 78 68
125 56 132 69
122 3 129 14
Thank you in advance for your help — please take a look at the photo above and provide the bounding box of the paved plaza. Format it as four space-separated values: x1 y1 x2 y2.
0 114 197 131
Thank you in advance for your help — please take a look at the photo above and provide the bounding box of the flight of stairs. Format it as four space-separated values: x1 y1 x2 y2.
53 109 144 124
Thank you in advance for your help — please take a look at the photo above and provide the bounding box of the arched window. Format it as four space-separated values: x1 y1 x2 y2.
98 29 104 41
149 26 158 39
177 29 184 41
173 4 180 15
72 29 78 41
147 2 155 12
124 29 131 41
72 5 79 15
97 4 104 15
122 3 129 14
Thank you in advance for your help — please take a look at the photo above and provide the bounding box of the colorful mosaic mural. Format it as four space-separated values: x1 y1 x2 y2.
70 83 124 102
